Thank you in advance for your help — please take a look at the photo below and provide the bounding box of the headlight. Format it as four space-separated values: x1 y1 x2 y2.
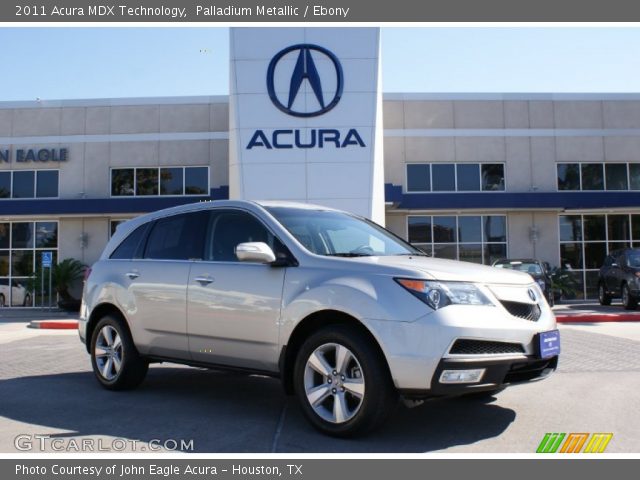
395 278 493 310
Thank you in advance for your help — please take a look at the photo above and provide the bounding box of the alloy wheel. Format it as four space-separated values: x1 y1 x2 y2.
94 325 123 381
303 343 365 424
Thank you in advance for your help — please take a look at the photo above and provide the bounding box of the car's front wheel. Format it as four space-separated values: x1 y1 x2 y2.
293 325 397 437
598 283 612 306
621 283 638 310
90 315 148 390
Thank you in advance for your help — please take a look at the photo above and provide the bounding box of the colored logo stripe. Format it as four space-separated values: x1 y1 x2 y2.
536 433 565 453
536 433 613 453
583 433 614 453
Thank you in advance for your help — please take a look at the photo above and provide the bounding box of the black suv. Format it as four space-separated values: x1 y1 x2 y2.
492 258 554 307
598 248 640 309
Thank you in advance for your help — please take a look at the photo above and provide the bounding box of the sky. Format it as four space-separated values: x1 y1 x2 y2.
1 27 640 101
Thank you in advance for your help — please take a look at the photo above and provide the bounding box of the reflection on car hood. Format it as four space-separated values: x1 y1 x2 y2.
350 255 534 285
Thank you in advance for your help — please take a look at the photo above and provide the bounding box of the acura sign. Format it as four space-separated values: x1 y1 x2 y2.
247 43 364 150
229 27 385 223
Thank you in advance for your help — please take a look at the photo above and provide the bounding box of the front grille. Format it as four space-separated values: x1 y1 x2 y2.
500 300 542 321
504 357 558 383
449 339 525 355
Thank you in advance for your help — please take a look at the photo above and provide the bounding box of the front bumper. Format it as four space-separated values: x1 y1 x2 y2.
364 283 558 392
400 355 558 399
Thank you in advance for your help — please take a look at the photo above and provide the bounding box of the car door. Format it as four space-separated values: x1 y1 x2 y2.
602 255 616 292
187 209 288 372
126 210 208 360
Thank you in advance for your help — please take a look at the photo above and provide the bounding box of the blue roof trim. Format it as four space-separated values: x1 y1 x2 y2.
385 183 640 210
0 186 229 216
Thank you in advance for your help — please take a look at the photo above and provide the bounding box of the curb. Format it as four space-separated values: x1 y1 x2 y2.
28 320 79 330
556 314 640 323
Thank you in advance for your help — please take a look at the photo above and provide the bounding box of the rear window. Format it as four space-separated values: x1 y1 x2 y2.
110 223 150 260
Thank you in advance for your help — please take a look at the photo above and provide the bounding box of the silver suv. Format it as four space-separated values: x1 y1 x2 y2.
80 200 559 437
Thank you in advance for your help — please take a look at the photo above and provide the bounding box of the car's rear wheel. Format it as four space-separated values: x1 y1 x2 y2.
293 324 397 437
622 283 638 310
598 283 612 306
90 315 148 390
0 294 5 307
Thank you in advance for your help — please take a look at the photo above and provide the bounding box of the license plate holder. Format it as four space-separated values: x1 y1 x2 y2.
537 330 561 359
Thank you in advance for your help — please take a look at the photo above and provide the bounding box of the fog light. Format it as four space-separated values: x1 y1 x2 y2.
439 369 485 384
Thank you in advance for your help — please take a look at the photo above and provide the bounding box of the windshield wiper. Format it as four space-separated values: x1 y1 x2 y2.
325 253 374 257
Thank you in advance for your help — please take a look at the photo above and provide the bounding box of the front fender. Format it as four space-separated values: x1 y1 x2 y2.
279 271 426 343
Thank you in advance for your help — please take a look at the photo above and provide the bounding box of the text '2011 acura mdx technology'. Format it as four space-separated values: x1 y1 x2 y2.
80 200 560 437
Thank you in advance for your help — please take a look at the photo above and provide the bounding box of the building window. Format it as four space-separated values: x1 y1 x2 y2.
109 219 131 238
408 215 507 265
406 163 505 193
0 170 59 199
111 167 209 197
559 213 640 299
557 162 640 191
0 221 58 307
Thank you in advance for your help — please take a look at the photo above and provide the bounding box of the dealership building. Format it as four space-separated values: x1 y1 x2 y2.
2 27 640 305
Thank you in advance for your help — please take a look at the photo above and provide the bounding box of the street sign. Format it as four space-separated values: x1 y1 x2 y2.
42 251 53 268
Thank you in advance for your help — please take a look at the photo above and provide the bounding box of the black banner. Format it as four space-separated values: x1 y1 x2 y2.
6 0 640 22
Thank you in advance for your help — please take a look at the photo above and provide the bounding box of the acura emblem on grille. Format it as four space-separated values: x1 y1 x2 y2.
528 288 537 302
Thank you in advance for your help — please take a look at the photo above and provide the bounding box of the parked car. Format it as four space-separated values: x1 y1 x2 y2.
492 259 555 307
0 279 31 307
598 248 640 310
80 201 559 437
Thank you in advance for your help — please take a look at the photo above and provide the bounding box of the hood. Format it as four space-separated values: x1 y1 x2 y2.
348 255 534 285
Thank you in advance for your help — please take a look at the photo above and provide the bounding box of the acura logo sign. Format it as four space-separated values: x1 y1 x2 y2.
266 44 344 117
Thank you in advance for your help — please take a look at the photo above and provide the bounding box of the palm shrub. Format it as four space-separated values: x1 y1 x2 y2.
26 258 86 306
549 266 581 301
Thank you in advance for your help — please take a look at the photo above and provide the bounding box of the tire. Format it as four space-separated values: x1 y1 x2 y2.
0 294 5 307
547 290 555 308
621 283 638 311
90 315 148 390
598 283 612 306
293 324 397 437
23 293 31 307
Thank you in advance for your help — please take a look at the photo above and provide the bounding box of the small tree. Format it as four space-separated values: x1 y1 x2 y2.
26 258 86 307
549 266 580 301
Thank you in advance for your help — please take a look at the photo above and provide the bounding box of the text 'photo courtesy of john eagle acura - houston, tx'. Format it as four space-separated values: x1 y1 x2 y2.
79 200 560 437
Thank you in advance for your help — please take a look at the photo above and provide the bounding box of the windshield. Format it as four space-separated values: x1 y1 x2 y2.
266 207 421 257
494 261 543 275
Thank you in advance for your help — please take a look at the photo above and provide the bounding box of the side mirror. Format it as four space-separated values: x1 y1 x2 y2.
235 242 276 264
611 263 618 267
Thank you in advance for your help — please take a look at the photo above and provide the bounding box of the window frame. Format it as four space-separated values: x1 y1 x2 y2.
110 166 210 198
0 169 60 200
405 163 507 194
406 214 508 265
557 162 640 192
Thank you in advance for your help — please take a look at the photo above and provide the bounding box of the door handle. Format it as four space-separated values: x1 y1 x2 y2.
194 275 214 285
125 271 140 280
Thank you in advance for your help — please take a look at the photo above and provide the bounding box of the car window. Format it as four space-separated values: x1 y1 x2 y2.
144 211 208 260
207 210 285 262
110 223 150 260
266 207 418 257
628 252 640 268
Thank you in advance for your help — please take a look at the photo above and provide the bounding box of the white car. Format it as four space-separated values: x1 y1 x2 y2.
0 279 31 307
80 201 559 436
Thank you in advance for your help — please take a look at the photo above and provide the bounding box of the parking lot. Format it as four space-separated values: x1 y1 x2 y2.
1 312 639 453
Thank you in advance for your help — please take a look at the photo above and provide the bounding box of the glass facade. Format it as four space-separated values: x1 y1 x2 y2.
406 163 505 192
0 221 58 307
0 170 59 199
557 162 640 191
111 167 209 197
559 213 640 299
407 215 507 265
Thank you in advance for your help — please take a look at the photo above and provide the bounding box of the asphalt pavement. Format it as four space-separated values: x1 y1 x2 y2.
0 312 639 453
